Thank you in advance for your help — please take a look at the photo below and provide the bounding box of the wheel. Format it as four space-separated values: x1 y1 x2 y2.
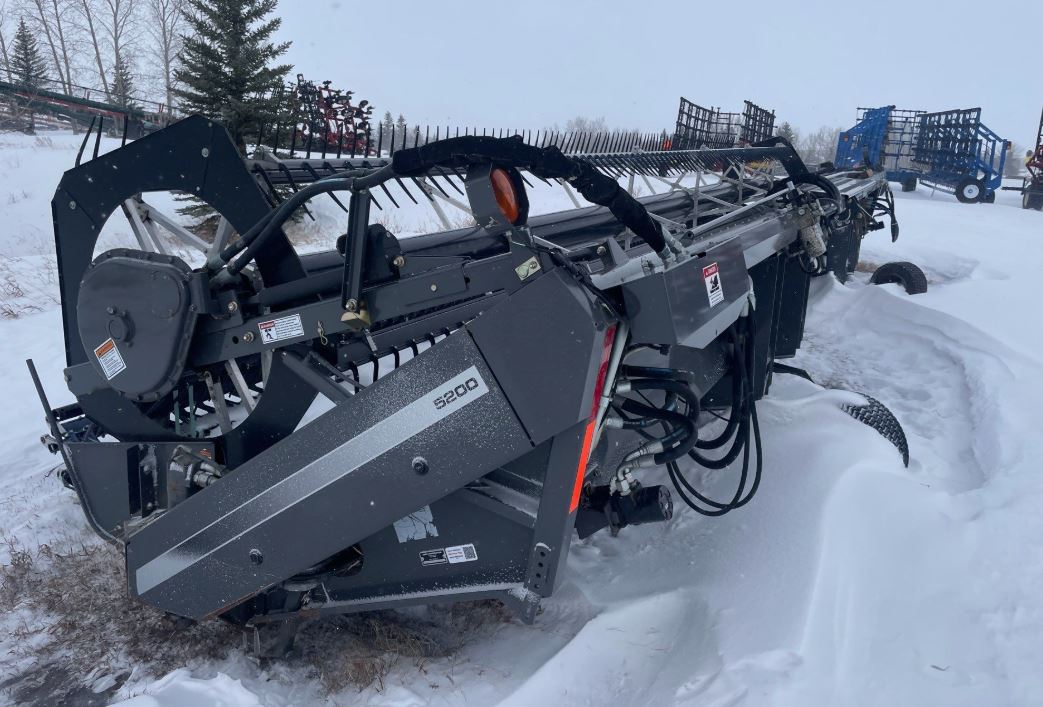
1023 191 1032 209
870 261 928 295
955 178 983 204
901 176 917 192
841 394 909 467
1024 187 1043 211
982 190 995 204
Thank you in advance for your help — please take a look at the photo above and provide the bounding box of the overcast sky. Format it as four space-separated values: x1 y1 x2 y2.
277 0 1043 146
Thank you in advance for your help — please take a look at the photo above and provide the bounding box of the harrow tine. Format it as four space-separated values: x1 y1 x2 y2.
121 113 130 147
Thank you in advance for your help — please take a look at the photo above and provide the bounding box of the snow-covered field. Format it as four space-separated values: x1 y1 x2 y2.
1 131 1042 706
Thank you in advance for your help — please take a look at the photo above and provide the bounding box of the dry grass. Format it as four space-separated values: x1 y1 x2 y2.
0 536 239 669
0 256 58 319
294 600 511 695
0 534 511 702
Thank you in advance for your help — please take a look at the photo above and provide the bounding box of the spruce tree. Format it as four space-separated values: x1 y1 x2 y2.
777 121 799 145
174 0 292 154
11 19 47 91
396 113 407 147
381 110 393 152
11 19 48 133
109 54 136 110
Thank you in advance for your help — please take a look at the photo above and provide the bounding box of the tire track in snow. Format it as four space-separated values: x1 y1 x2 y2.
792 278 1008 493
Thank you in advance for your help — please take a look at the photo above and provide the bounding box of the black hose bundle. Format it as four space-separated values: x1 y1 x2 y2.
611 309 763 517
672 309 762 516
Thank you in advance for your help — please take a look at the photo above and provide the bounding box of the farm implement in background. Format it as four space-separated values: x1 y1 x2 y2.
0 77 174 136
835 105 1010 204
1002 106 1043 210
31 106 910 655
673 97 776 149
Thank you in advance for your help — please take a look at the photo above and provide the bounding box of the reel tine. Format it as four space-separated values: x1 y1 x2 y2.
434 166 465 196
400 177 424 204
427 171 454 199
93 116 104 159
390 177 417 204
76 116 97 166
378 182 400 209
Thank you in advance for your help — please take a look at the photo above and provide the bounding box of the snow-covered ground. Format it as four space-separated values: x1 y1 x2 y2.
1 131 1042 705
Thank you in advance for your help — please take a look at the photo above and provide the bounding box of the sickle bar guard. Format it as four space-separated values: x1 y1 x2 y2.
35 115 900 649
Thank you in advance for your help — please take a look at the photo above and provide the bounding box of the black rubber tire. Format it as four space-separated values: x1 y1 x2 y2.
955 178 984 204
1024 189 1043 211
901 176 917 192
982 190 995 204
870 261 928 295
841 394 910 467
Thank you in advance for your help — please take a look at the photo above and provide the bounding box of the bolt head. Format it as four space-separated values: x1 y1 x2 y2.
596 245 607 256
226 301 238 312
201 147 210 158
69 200 76 210
243 331 255 343
430 283 438 292
412 456 429 475
249 549 264 565
392 255 405 268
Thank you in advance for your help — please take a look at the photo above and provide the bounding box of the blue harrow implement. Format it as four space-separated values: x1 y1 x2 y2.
836 106 1009 204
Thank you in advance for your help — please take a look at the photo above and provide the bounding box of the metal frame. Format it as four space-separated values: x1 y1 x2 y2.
835 104 1009 202
36 116 896 642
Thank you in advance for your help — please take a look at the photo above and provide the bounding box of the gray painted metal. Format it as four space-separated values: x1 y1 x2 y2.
127 333 532 619
468 269 608 445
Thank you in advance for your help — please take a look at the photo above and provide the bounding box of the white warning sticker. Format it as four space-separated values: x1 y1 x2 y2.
419 543 478 567
445 543 478 564
703 262 725 307
94 338 126 380
257 313 305 343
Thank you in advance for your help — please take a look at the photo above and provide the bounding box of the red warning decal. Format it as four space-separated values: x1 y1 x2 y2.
702 262 724 307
